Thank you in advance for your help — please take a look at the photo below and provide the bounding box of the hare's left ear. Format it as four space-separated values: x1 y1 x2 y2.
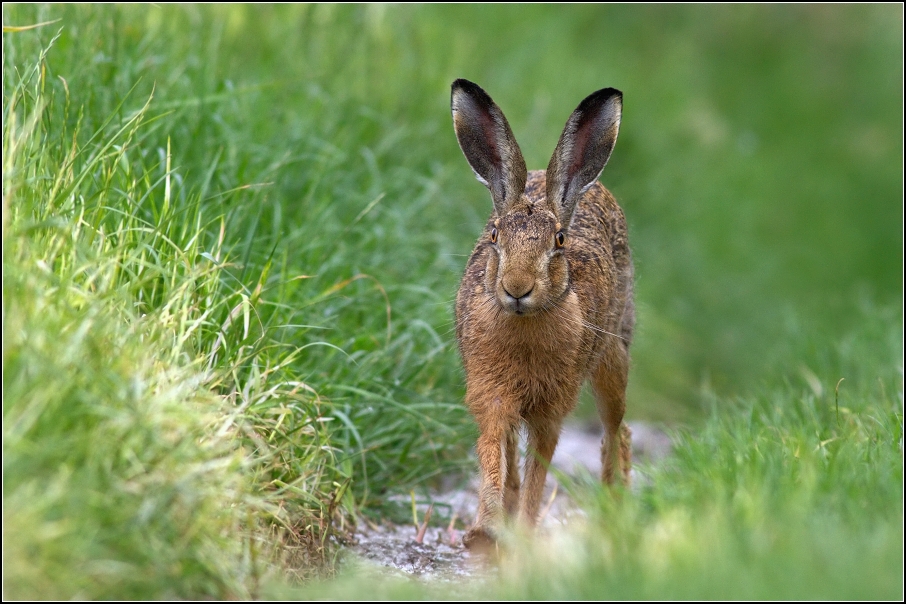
546 88 622 227
451 79 527 217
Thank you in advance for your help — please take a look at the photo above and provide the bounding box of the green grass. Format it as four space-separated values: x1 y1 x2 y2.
308 309 903 600
3 3 902 599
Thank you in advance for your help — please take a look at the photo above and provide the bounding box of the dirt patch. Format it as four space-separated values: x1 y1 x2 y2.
349 524 483 583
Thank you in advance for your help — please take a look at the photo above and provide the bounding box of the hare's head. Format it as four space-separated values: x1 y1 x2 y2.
451 79 622 316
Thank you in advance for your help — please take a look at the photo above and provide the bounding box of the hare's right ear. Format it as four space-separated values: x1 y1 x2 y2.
546 88 622 228
451 79 527 216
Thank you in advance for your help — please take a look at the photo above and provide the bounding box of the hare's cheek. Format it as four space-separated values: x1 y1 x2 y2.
484 252 501 294
548 255 568 293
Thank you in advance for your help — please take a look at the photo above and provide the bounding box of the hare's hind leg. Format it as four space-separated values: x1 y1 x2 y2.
503 427 521 517
518 414 562 527
591 349 632 485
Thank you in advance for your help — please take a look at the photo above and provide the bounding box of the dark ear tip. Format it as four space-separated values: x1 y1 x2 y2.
451 79 494 107
595 87 623 101
452 78 475 90
578 87 623 112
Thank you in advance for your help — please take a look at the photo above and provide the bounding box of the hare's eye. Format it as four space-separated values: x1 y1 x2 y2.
555 231 565 248
490 228 498 243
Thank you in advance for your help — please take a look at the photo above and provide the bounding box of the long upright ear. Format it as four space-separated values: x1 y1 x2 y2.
451 79 527 216
546 88 622 226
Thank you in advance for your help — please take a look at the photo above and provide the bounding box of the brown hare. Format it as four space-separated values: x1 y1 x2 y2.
451 79 634 551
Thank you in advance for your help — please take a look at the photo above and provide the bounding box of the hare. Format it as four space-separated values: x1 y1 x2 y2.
451 79 634 551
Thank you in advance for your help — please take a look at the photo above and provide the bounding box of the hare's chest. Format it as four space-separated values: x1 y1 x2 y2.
489 293 588 370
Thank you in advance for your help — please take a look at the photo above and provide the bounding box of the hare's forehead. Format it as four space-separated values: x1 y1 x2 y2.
498 206 558 236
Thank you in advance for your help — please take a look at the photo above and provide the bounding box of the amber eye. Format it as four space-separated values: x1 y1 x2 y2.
555 231 565 248
490 227 498 243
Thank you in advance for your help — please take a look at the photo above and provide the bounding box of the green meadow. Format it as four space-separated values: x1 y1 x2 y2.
3 4 901 599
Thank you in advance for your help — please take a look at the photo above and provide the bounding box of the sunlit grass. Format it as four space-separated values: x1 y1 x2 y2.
2 62 272 597
3 3 486 596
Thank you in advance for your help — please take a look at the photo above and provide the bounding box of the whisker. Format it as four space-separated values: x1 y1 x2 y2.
580 320 627 342
540 301 627 343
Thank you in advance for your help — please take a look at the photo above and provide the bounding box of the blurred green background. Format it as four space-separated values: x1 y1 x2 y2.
3 0 900 482
20 5 903 417
38 3 898 421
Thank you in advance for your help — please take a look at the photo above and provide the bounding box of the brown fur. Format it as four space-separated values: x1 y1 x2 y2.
450 80 634 550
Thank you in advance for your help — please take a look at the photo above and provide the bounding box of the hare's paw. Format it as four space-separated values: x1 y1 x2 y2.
462 526 497 553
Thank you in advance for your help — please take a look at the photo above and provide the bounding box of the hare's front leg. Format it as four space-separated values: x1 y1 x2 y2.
503 427 521 516
464 394 519 550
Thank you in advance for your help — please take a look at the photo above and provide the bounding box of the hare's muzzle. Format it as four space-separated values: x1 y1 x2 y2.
499 273 536 315
501 273 533 299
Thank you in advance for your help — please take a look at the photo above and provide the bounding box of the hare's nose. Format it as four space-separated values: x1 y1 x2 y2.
501 274 534 301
